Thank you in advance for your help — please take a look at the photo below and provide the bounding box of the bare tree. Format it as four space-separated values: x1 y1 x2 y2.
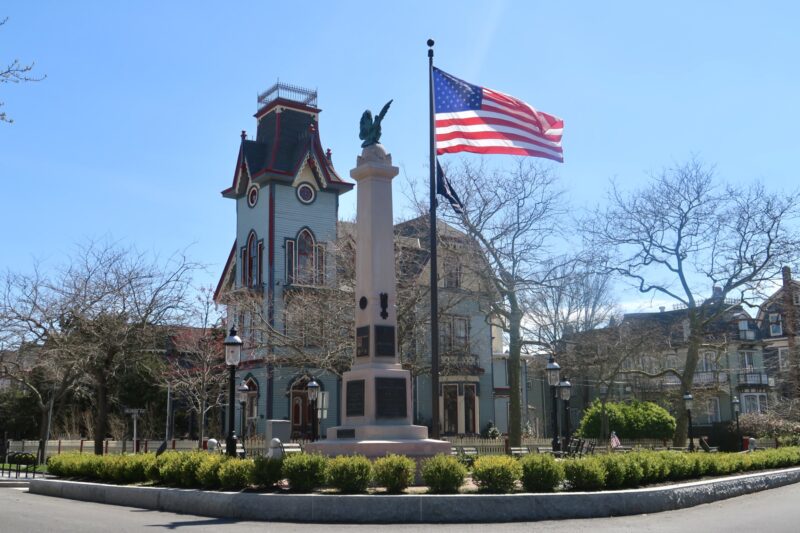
434 158 567 446
164 287 227 446
1 17 45 123
0 264 86 460
584 159 800 444
524 261 618 350
1 242 195 454
221 232 357 377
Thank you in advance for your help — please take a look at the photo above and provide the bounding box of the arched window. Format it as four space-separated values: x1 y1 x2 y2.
297 229 314 284
241 231 262 288
286 228 325 286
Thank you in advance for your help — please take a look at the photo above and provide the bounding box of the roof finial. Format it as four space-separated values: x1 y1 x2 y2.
241 130 247 141
326 148 332 162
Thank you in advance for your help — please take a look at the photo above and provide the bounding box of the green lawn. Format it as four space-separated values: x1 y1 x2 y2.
1 463 48 473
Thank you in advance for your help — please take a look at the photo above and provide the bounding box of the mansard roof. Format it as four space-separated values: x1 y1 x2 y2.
221 99 353 198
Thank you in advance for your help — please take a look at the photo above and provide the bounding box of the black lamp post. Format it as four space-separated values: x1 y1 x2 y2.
732 395 741 451
684 391 695 452
545 355 561 451
223 326 243 457
559 377 572 448
238 381 249 444
307 379 320 442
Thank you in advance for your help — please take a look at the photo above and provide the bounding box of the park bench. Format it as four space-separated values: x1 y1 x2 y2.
509 446 530 457
280 442 304 456
699 437 719 453
1 452 38 479
582 441 596 457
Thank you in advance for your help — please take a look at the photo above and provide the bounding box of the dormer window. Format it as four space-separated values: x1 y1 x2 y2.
241 231 263 289
769 313 783 337
286 228 325 285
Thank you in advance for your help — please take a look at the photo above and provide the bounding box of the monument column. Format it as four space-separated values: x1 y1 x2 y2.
305 107 449 459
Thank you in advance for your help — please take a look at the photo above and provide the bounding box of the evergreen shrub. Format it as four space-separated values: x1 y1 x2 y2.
471 455 521 493
519 454 563 493
217 458 254 491
196 454 228 489
421 454 467 494
282 453 328 493
373 454 415 493
251 456 283 488
326 455 373 493
577 399 676 440
563 457 606 491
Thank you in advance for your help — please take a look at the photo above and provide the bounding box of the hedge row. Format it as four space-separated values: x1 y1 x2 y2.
47 451 417 494
47 447 800 494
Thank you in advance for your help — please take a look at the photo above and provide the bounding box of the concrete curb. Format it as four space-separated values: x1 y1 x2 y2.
28 467 800 523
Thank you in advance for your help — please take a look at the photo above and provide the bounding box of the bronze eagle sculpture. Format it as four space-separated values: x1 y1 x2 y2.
359 99 393 147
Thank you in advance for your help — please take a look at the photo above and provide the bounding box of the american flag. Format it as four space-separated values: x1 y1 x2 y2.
433 67 564 163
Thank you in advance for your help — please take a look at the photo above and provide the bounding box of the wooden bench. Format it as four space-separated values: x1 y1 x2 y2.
509 446 530 457
280 442 304 456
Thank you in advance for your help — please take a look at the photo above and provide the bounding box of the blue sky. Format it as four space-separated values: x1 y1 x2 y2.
2 1 798 309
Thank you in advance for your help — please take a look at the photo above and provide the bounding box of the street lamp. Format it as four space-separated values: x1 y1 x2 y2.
683 391 695 452
559 378 572 449
238 381 249 445
223 326 243 457
307 379 320 442
546 355 561 451
732 395 741 451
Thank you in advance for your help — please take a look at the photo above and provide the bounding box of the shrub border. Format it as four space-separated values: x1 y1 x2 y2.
30 467 800 523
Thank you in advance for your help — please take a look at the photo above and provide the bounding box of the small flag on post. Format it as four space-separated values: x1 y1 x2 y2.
436 159 464 214
433 67 564 163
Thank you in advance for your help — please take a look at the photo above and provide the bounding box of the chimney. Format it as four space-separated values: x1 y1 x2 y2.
659 306 666 313
608 317 617 327
783 266 793 286
712 286 722 298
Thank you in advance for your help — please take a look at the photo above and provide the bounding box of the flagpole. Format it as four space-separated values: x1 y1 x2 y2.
427 38 440 439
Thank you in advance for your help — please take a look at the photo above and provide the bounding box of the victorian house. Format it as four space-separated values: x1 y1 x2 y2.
215 83 353 440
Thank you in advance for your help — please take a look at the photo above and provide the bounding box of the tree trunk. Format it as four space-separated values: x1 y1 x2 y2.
94 376 109 455
673 320 701 446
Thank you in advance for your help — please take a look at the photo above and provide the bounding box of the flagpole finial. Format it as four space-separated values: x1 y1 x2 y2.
427 38 434 47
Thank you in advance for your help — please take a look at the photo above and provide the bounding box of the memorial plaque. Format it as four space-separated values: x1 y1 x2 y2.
356 326 369 357
374 325 395 357
375 377 407 418
346 379 365 417
337 428 356 439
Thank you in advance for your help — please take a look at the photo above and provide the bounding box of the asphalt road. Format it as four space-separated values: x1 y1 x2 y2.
2 483 799 532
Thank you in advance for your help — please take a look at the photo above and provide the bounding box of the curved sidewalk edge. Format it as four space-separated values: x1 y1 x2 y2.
29 467 800 523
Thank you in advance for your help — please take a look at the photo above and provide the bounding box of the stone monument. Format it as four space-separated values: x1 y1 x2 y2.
305 107 449 460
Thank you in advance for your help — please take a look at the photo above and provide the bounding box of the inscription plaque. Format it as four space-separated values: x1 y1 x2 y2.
337 428 356 439
356 326 369 357
346 379 365 417
374 325 395 357
375 377 407 418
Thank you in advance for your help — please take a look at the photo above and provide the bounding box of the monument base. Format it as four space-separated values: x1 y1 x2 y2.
304 431 451 460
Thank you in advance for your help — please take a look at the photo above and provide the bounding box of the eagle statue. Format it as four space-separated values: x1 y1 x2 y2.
359 99 393 148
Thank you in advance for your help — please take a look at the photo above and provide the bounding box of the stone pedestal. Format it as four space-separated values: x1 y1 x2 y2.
305 144 449 460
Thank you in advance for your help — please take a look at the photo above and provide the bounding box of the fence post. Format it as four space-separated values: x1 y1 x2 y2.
79 440 83 454
144 440 148 453
104 439 109 455
57 440 61 455
171 439 175 450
